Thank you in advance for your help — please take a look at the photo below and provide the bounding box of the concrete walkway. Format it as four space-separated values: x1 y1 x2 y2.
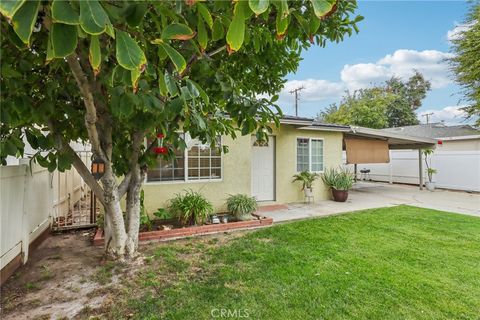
263 182 480 223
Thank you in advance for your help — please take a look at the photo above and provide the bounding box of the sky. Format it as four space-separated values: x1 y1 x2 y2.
276 1 474 125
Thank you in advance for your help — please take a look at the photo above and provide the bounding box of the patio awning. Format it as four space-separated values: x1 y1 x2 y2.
344 126 436 150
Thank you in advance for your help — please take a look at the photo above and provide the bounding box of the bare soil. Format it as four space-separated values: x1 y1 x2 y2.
0 229 246 319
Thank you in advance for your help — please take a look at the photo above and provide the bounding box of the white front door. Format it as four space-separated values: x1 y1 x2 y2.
251 136 275 201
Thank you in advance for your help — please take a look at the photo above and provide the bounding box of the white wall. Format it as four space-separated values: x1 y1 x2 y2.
1 152 90 272
344 148 480 192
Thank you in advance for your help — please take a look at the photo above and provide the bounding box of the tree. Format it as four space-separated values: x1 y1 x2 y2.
318 72 431 128
449 4 480 126
1 0 362 259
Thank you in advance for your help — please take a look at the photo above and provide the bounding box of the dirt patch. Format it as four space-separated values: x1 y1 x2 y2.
0 229 249 319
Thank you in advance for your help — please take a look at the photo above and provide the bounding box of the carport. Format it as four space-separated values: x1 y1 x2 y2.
343 126 437 190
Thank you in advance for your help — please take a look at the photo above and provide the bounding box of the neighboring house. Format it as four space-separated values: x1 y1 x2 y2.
356 123 480 192
142 116 435 213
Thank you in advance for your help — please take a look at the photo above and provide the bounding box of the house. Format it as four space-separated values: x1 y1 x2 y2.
384 123 480 151
142 116 435 213
356 123 480 192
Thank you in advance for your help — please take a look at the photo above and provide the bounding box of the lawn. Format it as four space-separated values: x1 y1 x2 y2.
102 205 480 319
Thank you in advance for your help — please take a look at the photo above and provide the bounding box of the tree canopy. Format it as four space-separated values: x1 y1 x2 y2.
318 71 431 128
1 0 362 258
449 3 480 126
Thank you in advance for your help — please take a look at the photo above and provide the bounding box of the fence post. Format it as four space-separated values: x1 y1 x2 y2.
418 149 423 190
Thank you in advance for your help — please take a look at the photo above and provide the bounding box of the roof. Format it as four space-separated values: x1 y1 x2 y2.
384 123 480 139
279 116 436 149
346 126 436 150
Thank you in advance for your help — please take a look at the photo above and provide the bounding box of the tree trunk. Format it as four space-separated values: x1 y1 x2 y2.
124 166 144 257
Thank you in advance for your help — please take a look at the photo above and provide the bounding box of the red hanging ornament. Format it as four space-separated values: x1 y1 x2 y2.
157 133 165 139
153 147 168 154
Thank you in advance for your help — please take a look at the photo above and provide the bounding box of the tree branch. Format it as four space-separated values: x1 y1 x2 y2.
66 54 105 160
118 172 132 199
61 143 106 206
180 45 226 77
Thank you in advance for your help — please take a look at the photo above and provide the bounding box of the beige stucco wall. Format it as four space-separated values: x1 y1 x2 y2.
274 125 344 203
141 125 344 213
142 134 251 214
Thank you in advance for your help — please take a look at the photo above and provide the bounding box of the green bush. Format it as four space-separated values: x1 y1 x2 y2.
153 208 173 220
168 190 213 226
321 167 354 191
226 194 257 220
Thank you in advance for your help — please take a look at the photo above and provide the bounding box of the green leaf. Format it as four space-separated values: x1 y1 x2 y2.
212 18 224 41
187 79 209 105
51 0 79 25
79 0 111 35
310 0 336 19
11 0 39 44
197 13 208 51
51 23 78 58
248 0 269 15
197 3 213 29
309 11 321 34
226 2 246 53
115 30 147 70
89 35 101 75
125 3 148 28
131 68 141 92
158 43 186 73
164 72 179 97
276 12 288 37
161 23 195 40
0 0 25 19
158 69 168 96
46 34 54 63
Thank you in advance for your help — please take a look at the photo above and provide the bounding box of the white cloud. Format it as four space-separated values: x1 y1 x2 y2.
417 105 473 125
341 49 454 90
447 22 474 42
276 49 455 113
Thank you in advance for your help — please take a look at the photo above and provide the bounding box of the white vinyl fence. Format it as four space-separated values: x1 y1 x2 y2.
1 160 87 273
344 150 480 192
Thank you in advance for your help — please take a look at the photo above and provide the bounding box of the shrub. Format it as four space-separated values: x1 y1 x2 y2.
226 194 257 220
153 208 173 220
292 170 319 190
321 167 354 191
168 190 213 226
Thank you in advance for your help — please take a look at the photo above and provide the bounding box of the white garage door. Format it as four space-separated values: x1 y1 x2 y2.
251 136 275 201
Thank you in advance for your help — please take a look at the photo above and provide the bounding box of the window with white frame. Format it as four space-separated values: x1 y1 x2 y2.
296 138 324 172
147 134 222 182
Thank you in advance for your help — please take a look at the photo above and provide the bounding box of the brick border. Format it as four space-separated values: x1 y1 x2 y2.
93 216 273 246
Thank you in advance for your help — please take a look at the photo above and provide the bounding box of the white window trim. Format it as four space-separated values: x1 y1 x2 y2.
145 135 223 184
295 136 324 173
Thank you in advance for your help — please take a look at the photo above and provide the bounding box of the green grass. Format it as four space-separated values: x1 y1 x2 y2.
105 205 480 319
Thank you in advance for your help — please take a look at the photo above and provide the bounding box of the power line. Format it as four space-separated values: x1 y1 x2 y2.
289 86 305 116
422 112 434 124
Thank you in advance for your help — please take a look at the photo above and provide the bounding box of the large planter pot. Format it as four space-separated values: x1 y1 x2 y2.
332 188 349 202
425 182 436 191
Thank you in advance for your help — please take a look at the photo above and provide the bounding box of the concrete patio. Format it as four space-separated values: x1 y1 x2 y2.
262 182 480 222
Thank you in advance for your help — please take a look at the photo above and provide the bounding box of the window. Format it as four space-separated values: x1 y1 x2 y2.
147 134 222 182
296 138 323 172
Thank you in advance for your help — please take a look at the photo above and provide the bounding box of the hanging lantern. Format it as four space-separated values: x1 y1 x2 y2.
91 158 105 180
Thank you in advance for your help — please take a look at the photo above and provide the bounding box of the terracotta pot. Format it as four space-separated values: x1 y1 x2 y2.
331 189 349 202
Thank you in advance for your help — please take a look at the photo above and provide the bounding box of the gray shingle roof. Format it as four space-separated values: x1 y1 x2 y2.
383 123 480 139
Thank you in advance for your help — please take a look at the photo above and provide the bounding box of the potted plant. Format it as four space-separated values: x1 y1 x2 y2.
321 167 355 202
226 194 257 221
423 149 437 191
292 170 319 198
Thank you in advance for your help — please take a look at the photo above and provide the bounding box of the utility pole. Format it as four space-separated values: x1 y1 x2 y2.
289 86 304 116
422 112 434 124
